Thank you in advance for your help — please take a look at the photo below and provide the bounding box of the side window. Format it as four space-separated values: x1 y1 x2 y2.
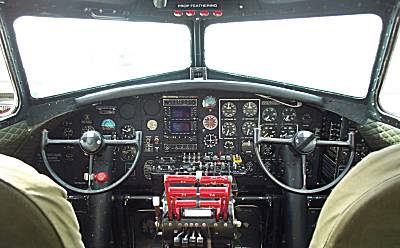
0 46 16 118
379 30 400 117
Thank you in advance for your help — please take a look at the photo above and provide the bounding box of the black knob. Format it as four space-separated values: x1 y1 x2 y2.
292 130 316 154
80 130 103 154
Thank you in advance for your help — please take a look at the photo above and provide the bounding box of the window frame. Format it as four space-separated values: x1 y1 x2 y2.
0 14 20 121
377 12 400 120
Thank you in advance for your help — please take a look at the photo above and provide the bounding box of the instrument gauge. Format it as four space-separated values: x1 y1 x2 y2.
203 134 218 148
203 115 218 130
101 119 116 132
261 144 273 156
221 102 237 118
242 102 258 117
224 140 235 151
280 125 297 138
147 120 158 131
222 122 236 137
63 128 74 138
261 125 277 138
120 146 137 161
202 96 217 109
241 121 257 136
262 107 278 122
121 124 135 139
246 161 255 173
282 108 297 122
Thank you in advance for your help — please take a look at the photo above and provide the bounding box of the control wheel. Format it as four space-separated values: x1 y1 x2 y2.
41 129 142 194
253 128 355 194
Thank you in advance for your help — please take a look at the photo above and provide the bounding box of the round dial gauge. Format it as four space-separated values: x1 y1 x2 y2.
222 122 236 137
203 115 218 130
121 124 135 139
147 120 158 131
261 125 277 138
101 119 116 132
224 140 235 150
282 108 297 122
120 146 137 161
221 102 237 118
262 107 278 122
203 134 218 148
241 121 257 136
243 102 258 117
280 125 297 138
261 144 273 156
246 162 254 173
202 96 217 109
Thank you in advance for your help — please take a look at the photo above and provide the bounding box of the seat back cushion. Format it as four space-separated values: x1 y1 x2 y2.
0 154 84 248
309 144 400 248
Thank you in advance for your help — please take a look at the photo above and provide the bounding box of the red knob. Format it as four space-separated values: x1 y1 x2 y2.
94 172 109 184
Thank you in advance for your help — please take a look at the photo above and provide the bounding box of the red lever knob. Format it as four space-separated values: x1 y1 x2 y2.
94 172 109 184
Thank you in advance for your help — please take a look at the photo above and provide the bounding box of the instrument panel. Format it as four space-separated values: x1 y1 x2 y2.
37 90 370 193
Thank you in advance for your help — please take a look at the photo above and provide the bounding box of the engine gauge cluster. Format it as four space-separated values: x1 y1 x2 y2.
219 99 260 141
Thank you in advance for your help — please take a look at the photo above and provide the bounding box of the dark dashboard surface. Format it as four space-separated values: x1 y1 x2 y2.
37 90 370 194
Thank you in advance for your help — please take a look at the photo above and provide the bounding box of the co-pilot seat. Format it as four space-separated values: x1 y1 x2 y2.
0 154 84 248
310 144 400 248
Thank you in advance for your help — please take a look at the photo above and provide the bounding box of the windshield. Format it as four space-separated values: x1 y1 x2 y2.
14 16 191 98
205 14 382 97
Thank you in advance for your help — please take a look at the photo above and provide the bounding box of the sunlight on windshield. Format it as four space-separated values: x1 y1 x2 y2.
205 14 382 98
380 34 400 117
14 16 191 98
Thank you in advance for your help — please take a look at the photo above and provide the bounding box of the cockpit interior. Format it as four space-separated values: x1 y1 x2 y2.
0 0 400 248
